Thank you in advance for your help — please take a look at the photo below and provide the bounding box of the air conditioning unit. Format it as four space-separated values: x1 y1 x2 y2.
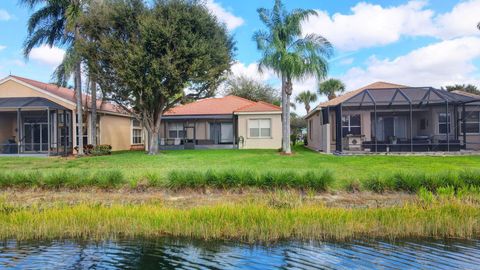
344 134 365 151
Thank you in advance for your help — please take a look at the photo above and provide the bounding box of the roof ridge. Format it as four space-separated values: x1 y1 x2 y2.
256 100 281 109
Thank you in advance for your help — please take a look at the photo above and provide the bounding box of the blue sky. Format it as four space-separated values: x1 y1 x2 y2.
1 0 479 114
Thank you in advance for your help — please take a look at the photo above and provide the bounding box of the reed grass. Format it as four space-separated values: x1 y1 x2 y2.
0 199 478 242
167 169 334 190
362 170 480 193
0 169 126 189
2 167 480 193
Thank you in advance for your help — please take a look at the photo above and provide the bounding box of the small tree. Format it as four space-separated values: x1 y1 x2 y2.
80 0 233 154
295 91 317 113
222 75 279 104
319 79 345 100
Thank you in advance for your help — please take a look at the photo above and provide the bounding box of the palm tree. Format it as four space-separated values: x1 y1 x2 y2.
21 0 85 155
295 91 317 113
254 0 332 154
318 78 345 100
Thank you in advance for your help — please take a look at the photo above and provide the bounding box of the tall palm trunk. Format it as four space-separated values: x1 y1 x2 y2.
281 75 292 154
74 25 84 156
90 80 97 146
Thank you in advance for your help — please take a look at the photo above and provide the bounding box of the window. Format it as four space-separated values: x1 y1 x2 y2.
462 111 480 134
168 122 185 138
438 113 451 134
132 119 143 144
249 119 271 138
341 114 361 137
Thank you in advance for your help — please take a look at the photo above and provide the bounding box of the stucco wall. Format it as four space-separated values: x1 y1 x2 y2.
99 114 132 151
236 113 282 149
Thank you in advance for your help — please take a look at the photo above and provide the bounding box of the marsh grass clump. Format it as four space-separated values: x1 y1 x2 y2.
363 175 391 193
364 170 480 193
390 172 421 193
166 170 334 191
344 179 361 193
0 169 125 189
43 170 81 189
0 171 42 188
90 170 126 188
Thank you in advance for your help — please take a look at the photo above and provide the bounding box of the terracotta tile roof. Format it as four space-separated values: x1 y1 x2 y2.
9 75 125 114
164 95 281 116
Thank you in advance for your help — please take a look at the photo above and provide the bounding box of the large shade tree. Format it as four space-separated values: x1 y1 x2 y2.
295 91 317 113
21 0 86 155
254 0 332 154
318 78 345 100
79 0 234 154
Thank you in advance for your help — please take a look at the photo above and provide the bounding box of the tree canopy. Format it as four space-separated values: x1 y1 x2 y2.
222 75 279 104
443 84 480 95
295 91 317 113
79 0 234 154
318 78 345 100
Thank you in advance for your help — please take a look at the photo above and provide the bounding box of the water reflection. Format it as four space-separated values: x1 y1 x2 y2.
0 238 479 269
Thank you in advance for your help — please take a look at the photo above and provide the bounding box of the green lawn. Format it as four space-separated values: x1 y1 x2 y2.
1 146 479 185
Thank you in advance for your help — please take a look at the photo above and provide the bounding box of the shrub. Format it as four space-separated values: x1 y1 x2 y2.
91 145 112 156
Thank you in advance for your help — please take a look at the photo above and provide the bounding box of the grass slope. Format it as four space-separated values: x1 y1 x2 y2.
0 146 479 188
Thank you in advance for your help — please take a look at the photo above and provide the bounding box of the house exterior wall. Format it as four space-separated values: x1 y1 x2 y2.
99 114 132 151
305 111 331 152
236 113 282 149
306 111 322 151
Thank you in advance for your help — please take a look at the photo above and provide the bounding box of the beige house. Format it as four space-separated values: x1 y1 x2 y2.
0 75 282 155
158 95 282 150
305 82 480 153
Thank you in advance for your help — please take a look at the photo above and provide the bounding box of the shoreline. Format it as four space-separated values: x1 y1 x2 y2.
1 189 478 242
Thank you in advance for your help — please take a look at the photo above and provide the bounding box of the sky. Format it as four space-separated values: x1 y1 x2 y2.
1 0 480 115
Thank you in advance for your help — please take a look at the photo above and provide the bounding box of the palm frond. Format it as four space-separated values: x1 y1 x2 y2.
52 46 77 86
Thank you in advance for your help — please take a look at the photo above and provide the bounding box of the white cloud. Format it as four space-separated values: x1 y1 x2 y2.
205 0 244 31
29 45 65 66
230 61 273 81
434 0 480 39
340 37 480 90
0 45 6 51
0 9 12 21
302 1 435 51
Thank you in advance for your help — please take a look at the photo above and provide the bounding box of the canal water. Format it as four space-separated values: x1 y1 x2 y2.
0 238 479 269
